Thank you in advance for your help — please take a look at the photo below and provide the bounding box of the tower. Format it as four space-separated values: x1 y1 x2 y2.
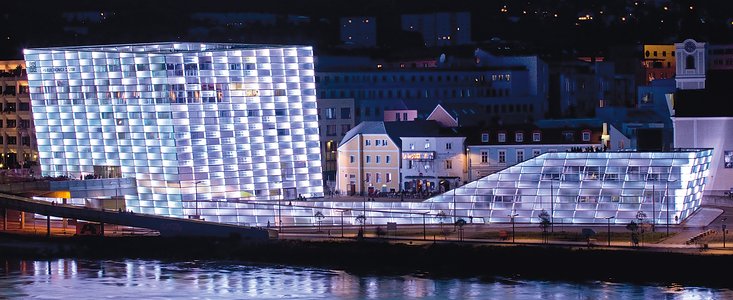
675 39 706 90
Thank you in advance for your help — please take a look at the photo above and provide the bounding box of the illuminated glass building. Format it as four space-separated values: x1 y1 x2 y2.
23 43 323 221
236 149 711 227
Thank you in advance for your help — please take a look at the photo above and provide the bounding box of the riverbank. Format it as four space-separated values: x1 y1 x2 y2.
1 232 732 288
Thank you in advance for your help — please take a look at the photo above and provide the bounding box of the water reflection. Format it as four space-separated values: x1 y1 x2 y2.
0 259 731 299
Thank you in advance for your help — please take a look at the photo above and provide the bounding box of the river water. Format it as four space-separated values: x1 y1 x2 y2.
0 259 730 299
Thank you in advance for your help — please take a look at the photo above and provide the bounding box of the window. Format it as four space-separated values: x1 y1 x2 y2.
7 136 16 145
326 125 337 136
686 55 695 69
376 173 381 183
409 143 414 150
386 173 392 182
341 124 350 135
562 132 574 142
325 108 336 119
481 133 489 143
533 149 541 157
517 150 524 162
582 131 591 142
498 133 506 143
446 160 452 169
350 155 355 163
498 150 506 163
366 173 371 182
366 156 371 163
424 142 430 149
365 140 371 146
386 156 391 164
375 140 381 146
376 156 381 163
446 143 452 150
408 160 413 169
382 140 387 146
481 151 488 163
340 108 351 119
515 132 524 142
6 120 16 128
533 132 541 142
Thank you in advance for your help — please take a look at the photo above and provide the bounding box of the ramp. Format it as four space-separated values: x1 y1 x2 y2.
682 207 724 228
0 192 276 239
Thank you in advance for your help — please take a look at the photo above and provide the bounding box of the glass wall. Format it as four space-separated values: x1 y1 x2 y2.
24 43 323 220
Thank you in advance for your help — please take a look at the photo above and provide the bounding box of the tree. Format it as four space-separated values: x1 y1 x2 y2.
355 214 366 239
538 210 551 244
455 218 467 241
314 211 325 233
435 211 449 239
626 220 640 247
636 211 648 246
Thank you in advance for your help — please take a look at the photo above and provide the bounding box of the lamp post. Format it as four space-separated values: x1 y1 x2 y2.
550 179 554 233
192 180 203 219
509 213 518 243
723 217 728 248
606 216 615 246
652 184 655 232
665 179 678 237
340 209 350 238
420 211 428 240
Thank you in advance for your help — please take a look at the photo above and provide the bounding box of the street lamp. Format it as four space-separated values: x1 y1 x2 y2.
420 211 429 240
550 179 554 233
340 209 350 238
606 216 615 246
723 217 728 248
665 180 677 237
509 213 519 243
191 180 204 219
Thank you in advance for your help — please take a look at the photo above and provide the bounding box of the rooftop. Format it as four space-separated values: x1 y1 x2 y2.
24 42 310 55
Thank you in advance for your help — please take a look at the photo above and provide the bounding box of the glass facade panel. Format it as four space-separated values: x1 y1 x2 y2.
25 43 323 221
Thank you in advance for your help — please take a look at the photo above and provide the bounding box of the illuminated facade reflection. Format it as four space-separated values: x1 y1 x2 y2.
23 43 323 221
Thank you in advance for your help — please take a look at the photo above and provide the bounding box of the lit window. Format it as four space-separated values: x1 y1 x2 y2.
424 142 430 149
481 133 489 143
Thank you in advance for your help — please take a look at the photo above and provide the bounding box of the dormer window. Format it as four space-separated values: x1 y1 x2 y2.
515 132 524 142
481 133 489 143
562 131 574 142
532 132 541 142
498 132 506 143
582 131 591 142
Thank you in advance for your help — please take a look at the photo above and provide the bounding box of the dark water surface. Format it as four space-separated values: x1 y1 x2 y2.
0 259 730 299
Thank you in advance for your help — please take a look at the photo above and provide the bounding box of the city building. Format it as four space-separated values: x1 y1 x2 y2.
316 49 548 125
675 39 707 90
336 121 404 195
708 43 733 71
401 12 472 47
339 17 377 48
466 123 628 180
24 42 324 222
642 44 676 84
0 60 37 170
317 97 355 187
401 134 466 194
672 73 733 194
